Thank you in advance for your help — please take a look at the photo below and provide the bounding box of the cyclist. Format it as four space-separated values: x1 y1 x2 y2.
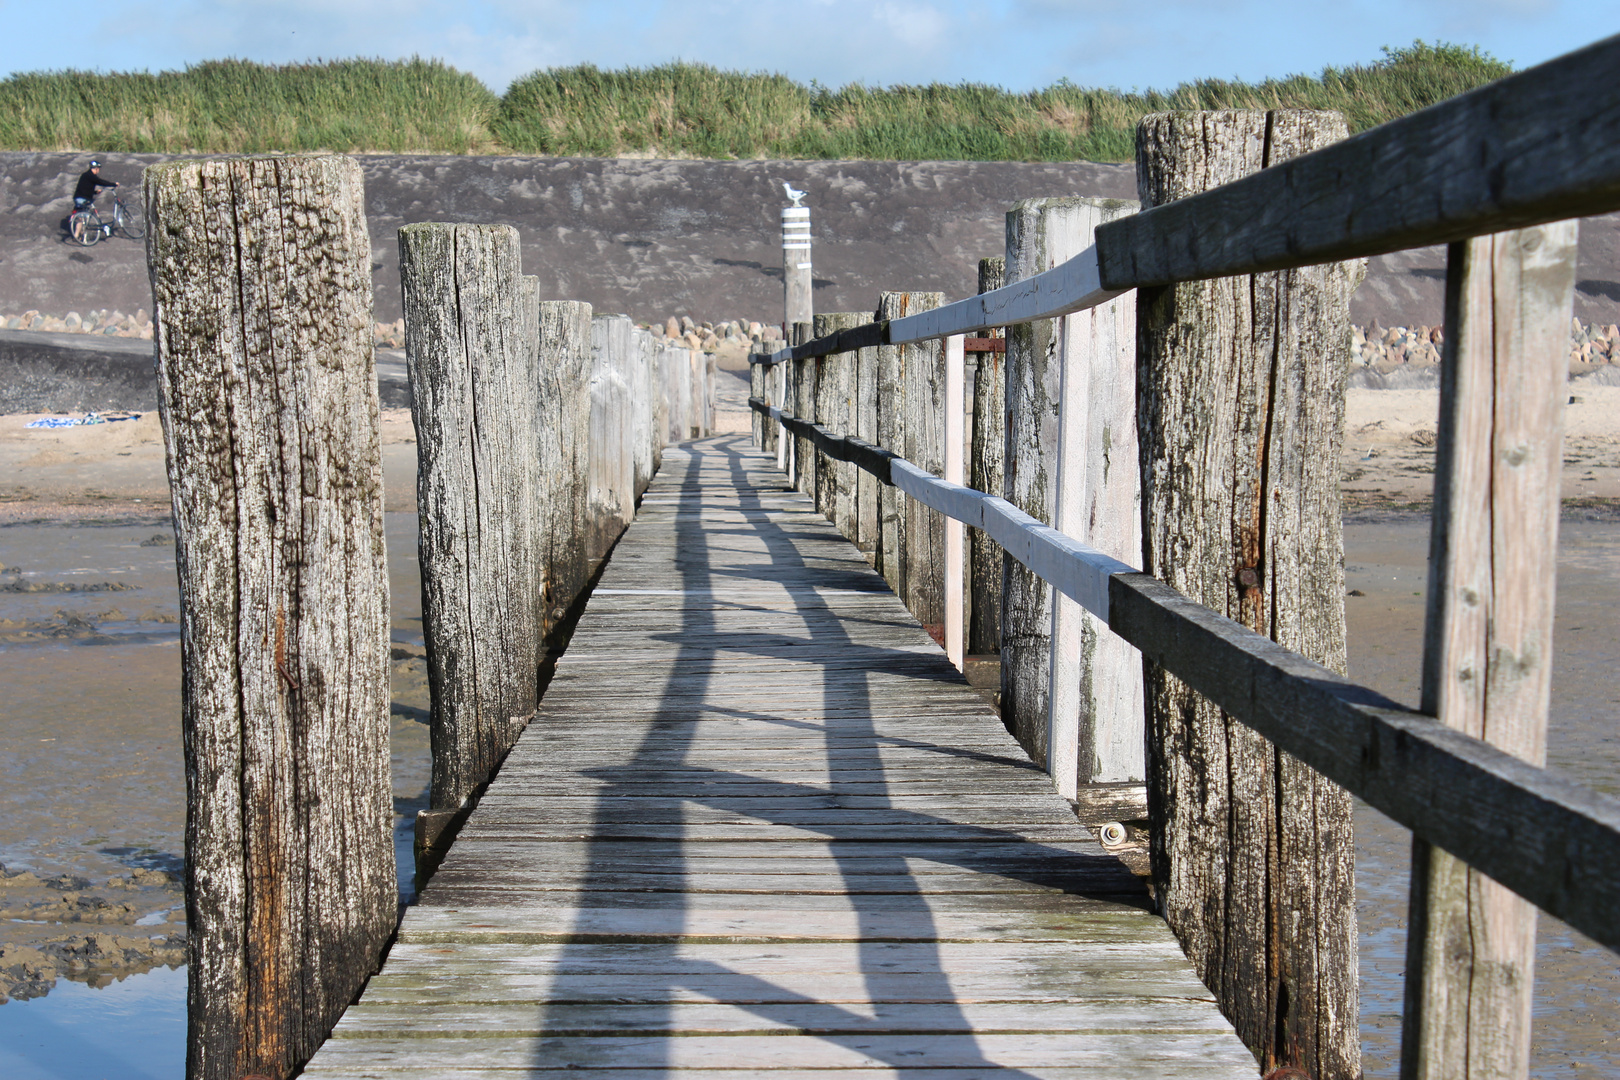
73 160 118 213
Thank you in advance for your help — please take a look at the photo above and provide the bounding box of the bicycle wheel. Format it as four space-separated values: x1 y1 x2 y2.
114 196 145 240
69 210 101 247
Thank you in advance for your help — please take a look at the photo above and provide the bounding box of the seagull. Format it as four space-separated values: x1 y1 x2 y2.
782 181 807 207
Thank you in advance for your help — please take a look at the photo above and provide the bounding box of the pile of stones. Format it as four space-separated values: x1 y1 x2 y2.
1 308 153 339
1354 318 1620 368
644 315 781 353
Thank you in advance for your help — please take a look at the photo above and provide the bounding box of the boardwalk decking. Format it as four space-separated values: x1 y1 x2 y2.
302 435 1257 1078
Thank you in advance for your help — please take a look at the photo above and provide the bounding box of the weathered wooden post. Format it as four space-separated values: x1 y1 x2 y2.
537 300 594 635
854 329 881 559
873 292 944 626
750 353 767 448
1050 200 1141 801
632 327 656 498
663 342 689 444
969 258 1005 657
704 352 717 436
589 314 635 561
790 321 815 496
814 312 864 533
1400 222 1578 1080
401 222 544 818
649 337 667 475
149 154 395 1080
1135 110 1361 1079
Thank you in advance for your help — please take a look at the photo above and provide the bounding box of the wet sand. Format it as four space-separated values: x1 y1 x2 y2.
0 384 1614 1074
1345 514 1620 1077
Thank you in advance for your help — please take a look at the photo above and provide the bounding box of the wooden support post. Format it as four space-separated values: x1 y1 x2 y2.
790 322 816 496
874 292 944 611
1400 222 1579 1080
149 155 394 1080
854 329 881 558
1047 199 1142 800
650 341 666 475
632 328 655 498
667 343 690 444
589 314 634 561
775 353 789 471
1136 110 1361 1079
815 312 864 533
945 333 965 669
401 222 544 813
750 355 766 448
537 300 593 637
969 257 1005 658
705 352 717 436
999 201 1064 767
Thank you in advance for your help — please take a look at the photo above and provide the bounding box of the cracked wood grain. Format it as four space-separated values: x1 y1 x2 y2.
149 154 394 1080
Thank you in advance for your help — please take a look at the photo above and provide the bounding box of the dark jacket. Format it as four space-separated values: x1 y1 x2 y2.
73 170 114 202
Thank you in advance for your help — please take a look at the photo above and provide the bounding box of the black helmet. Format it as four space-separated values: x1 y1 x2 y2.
89 159 101 167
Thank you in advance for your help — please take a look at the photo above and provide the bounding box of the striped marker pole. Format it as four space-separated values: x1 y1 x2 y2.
782 204 812 330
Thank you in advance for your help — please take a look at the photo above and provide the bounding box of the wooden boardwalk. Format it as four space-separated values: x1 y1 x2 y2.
302 435 1257 1078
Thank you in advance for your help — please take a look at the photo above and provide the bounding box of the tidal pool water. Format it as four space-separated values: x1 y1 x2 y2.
0 964 185 1079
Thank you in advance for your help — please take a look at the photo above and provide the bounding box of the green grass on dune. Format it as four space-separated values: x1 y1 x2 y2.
0 42 1513 161
0 57 499 154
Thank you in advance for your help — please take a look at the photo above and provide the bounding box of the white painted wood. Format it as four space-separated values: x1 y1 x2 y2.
944 334 965 669
889 244 1124 345
887 460 1133 619
1041 201 1143 795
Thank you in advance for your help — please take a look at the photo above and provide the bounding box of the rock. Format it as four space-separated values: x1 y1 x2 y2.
679 315 695 335
748 321 762 337
664 316 680 338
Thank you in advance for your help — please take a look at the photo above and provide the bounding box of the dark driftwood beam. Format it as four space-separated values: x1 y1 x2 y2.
1095 34 1620 287
149 154 395 1080
1108 572 1620 957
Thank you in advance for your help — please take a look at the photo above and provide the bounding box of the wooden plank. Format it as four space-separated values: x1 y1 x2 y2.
305 1032 1257 1073
1401 223 1580 1080
301 437 1257 1078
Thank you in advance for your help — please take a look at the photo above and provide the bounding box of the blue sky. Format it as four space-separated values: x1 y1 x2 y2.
0 0 1612 93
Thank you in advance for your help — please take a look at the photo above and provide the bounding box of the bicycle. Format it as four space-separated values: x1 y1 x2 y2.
69 192 144 246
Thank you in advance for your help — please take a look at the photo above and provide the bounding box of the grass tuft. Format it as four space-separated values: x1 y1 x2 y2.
0 42 1513 161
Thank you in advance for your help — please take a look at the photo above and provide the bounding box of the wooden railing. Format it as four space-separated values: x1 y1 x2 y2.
750 31 1620 1080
